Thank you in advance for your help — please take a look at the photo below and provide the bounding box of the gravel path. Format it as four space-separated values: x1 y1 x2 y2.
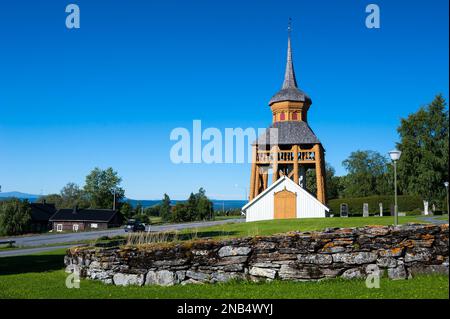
417 216 449 225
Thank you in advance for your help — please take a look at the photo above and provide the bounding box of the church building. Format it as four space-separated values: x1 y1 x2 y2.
242 25 329 222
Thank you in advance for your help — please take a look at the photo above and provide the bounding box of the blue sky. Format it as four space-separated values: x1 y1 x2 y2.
0 0 448 200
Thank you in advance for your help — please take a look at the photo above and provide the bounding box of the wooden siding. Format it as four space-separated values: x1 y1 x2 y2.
244 176 328 222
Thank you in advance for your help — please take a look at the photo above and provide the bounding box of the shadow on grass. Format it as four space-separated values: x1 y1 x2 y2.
0 252 65 276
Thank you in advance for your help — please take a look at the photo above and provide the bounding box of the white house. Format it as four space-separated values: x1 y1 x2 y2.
242 176 329 222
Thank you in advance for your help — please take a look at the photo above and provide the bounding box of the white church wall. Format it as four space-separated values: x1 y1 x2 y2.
243 177 328 222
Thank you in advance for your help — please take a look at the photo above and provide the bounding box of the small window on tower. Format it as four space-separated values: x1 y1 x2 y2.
292 112 298 120
280 112 285 121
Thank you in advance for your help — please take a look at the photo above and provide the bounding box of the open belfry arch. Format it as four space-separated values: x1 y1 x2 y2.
249 23 327 205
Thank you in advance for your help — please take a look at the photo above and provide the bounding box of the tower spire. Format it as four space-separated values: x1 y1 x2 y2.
282 18 298 89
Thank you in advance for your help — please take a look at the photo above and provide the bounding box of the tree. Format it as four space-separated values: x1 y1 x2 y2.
0 199 32 236
36 194 63 208
171 202 189 223
132 202 151 224
119 201 133 220
397 94 449 205
185 193 198 221
185 188 214 221
83 167 125 209
60 182 89 208
132 202 151 223
37 183 89 209
196 188 214 220
159 194 172 222
134 202 144 216
159 189 213 223
306 163 345 200
341 150 390 197
145 205 160 217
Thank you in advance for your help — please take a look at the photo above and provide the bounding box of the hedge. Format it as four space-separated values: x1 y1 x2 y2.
327 195 423 216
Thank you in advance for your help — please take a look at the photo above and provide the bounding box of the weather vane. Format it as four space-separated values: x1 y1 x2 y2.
288 17 292 35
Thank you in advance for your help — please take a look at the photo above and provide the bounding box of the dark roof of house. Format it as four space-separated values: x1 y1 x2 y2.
49 208 118 223
269 33 311 105
255 121 321 145
30 203 57 222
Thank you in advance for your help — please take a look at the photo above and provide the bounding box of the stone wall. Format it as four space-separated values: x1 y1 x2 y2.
64 223 449 286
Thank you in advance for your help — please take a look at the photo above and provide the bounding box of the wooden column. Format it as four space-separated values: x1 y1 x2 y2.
321 150 327 203
272 146 279 183
263 169 268 190
249 145 257 200
293 145 299 185
314 144 326 204
254 166 261 197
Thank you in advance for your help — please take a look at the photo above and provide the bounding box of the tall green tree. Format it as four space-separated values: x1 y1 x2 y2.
397 94 449 205
37 183 88 209
341 150 390 197
60 182 89 208
159 194 172 222
83 167 125 209
196 188 214 220
186 193 198 221
184 188 214 221
0 199 32 236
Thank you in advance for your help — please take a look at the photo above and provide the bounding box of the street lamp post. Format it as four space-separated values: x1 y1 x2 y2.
444 181 449 218
389 149 402 226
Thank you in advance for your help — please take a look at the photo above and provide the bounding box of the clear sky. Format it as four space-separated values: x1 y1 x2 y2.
0 0 448 200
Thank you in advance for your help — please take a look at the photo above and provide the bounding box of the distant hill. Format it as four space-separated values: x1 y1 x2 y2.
0 192 247 210
0 191 40 200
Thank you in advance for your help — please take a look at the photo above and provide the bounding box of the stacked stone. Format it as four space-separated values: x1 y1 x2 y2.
64 223 449 286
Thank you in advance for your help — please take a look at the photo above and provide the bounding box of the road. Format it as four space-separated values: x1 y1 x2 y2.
0 218 244 257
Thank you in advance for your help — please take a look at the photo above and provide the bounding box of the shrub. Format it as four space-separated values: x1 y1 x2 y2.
0 198 32 236
328 195 423 216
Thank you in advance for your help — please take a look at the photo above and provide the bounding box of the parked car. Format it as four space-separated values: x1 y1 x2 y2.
124 219 146 232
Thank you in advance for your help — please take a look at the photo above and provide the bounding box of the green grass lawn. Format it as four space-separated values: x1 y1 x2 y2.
175 216 432 241
0 245 17 251
5 216 433 250
0 247 448 299
149 216 163 224
1 217 448 299
214 215 245 221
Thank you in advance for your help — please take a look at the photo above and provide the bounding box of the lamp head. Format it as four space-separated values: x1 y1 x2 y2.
445 181 449 188
389 149 402 161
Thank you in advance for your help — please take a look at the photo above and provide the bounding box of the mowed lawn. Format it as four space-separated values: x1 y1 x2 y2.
0 216 448 299
0 249 447 299
176 216 433 240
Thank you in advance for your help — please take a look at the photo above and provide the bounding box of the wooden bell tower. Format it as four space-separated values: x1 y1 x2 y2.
248 23 327 205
